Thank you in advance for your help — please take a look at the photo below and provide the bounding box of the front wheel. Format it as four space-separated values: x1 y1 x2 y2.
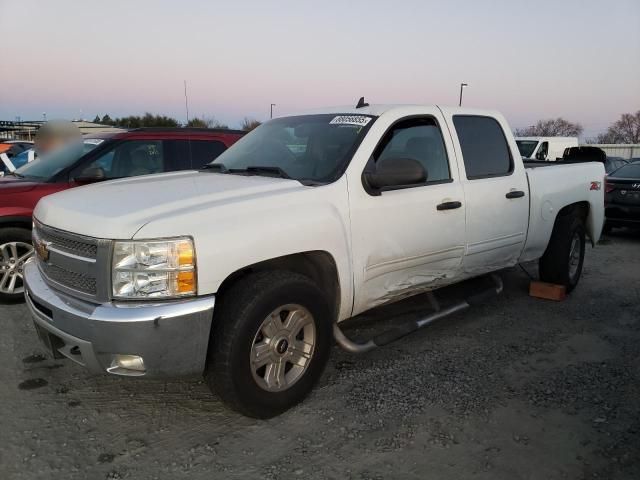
539 215 586 293
205 271 332 418
0 227 34 303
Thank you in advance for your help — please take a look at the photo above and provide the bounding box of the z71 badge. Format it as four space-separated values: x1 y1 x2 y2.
590 181 601 191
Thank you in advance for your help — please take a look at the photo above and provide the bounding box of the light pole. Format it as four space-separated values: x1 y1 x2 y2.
270 103 276 119
458 83 468 107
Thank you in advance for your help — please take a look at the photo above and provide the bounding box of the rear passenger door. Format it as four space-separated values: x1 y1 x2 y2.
169 139 228 170
445 112 529 273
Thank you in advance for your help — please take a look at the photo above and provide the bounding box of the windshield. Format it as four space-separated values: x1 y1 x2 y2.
516 140 538 158
14 140 102 180
210 114 376 183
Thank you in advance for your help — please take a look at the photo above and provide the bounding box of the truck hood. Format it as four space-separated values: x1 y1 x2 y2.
0 176 41 194
35 171 306 239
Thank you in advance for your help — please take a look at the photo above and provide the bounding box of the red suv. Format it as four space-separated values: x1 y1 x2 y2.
0 128 244 302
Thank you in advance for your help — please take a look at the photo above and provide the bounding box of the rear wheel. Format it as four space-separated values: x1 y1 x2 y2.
205 271 332 418
539 215 586 293
0 228 33 303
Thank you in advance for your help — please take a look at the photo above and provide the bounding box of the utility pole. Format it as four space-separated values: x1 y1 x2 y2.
458 83 468 107
183 80 190 125
270 103 276 119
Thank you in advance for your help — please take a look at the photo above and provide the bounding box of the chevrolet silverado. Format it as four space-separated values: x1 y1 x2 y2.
23 104 605 417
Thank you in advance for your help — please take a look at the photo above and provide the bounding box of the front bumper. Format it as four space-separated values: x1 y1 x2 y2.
23 259 215 377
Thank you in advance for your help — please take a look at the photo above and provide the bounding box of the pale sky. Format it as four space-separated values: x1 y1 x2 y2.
1 0 639 137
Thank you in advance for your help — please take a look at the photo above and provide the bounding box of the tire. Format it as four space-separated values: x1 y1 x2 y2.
539 215 586 293
0 227 33 304
205 270 332 418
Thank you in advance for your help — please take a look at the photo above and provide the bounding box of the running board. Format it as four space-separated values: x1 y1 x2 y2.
333 274 504 353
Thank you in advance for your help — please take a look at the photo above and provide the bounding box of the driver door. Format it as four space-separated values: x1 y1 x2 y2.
348 112 466 316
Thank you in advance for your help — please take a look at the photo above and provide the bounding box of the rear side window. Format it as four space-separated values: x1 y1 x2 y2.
188 140 227 168
453 116 513 179
171 140 228 170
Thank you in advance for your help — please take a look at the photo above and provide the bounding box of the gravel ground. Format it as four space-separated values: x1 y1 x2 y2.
1 230 639 480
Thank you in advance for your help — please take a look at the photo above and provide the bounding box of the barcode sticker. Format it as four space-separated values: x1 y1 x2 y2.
329 115 372 126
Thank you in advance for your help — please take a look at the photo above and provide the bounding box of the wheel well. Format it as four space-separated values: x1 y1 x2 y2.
215 251 341 320
555 201 591 243
0 218 32 231
557 201 589 222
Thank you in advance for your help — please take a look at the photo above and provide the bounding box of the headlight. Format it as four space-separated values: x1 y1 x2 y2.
112 238 196 299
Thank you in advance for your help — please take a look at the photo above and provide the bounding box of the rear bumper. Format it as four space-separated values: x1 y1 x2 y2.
23 259 215 377
605 203 640 227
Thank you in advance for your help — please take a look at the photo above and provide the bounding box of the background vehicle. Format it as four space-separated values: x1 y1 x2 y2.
0 140 33 157
0 140 34 175
516 136 578 160
0 128 244 302
604 156 628 174
24 105 604 418
604 161 640 232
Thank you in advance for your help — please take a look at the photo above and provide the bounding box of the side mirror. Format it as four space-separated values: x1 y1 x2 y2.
363 158 427 193
73 166 106 184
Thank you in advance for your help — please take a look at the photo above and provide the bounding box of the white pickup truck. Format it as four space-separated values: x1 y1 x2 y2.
24 104 605 418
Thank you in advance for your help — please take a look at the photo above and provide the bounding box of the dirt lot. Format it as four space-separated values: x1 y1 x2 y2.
1 231 639 480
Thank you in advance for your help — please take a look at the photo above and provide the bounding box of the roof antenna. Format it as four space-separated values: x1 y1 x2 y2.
355 96 369 109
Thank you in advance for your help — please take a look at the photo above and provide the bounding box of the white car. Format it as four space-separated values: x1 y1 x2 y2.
24 104 605 418
516 136 578 161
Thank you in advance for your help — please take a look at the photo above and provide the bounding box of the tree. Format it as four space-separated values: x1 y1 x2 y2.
101 114 113 125
92 115 101 123
186 116 228 129
107 113 179 128
514 118 583 137
241 117 262 131
592 110 640 144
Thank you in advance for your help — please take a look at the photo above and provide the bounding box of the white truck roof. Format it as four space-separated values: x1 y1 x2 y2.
300 104 502 118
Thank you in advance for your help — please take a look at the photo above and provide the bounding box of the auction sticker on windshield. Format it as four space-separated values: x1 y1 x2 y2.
329 115 372 127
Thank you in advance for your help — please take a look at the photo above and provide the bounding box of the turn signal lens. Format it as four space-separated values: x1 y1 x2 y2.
177 271 196 293
178 241 195 267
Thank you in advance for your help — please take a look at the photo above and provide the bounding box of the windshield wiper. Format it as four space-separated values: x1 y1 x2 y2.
201 163 228 173
201 164 292 180
230 166 292 179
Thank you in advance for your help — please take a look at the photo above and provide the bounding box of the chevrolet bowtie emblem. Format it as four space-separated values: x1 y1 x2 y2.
35 239 51 262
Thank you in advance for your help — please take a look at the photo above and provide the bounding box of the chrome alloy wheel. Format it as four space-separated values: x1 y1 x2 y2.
568 232 582 281
250 304 316 392
0 242 33 295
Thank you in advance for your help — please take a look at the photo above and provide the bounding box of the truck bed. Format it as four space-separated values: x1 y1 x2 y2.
520 161 605 262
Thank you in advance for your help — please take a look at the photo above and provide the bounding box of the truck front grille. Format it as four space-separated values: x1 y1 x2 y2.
37 228 98 259
33 221 111 302
39 262 97 295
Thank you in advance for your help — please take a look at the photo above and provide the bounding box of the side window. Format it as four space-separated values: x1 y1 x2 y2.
77 140 164 179
168 140 228 170
189 140 227 169
452 115 513 179
373 117 451 183
536 141 549 160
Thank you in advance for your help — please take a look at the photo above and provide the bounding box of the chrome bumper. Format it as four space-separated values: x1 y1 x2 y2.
23 259 215 377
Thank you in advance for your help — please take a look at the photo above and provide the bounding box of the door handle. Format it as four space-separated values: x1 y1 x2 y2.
505 190 525 199
436 201 462 211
